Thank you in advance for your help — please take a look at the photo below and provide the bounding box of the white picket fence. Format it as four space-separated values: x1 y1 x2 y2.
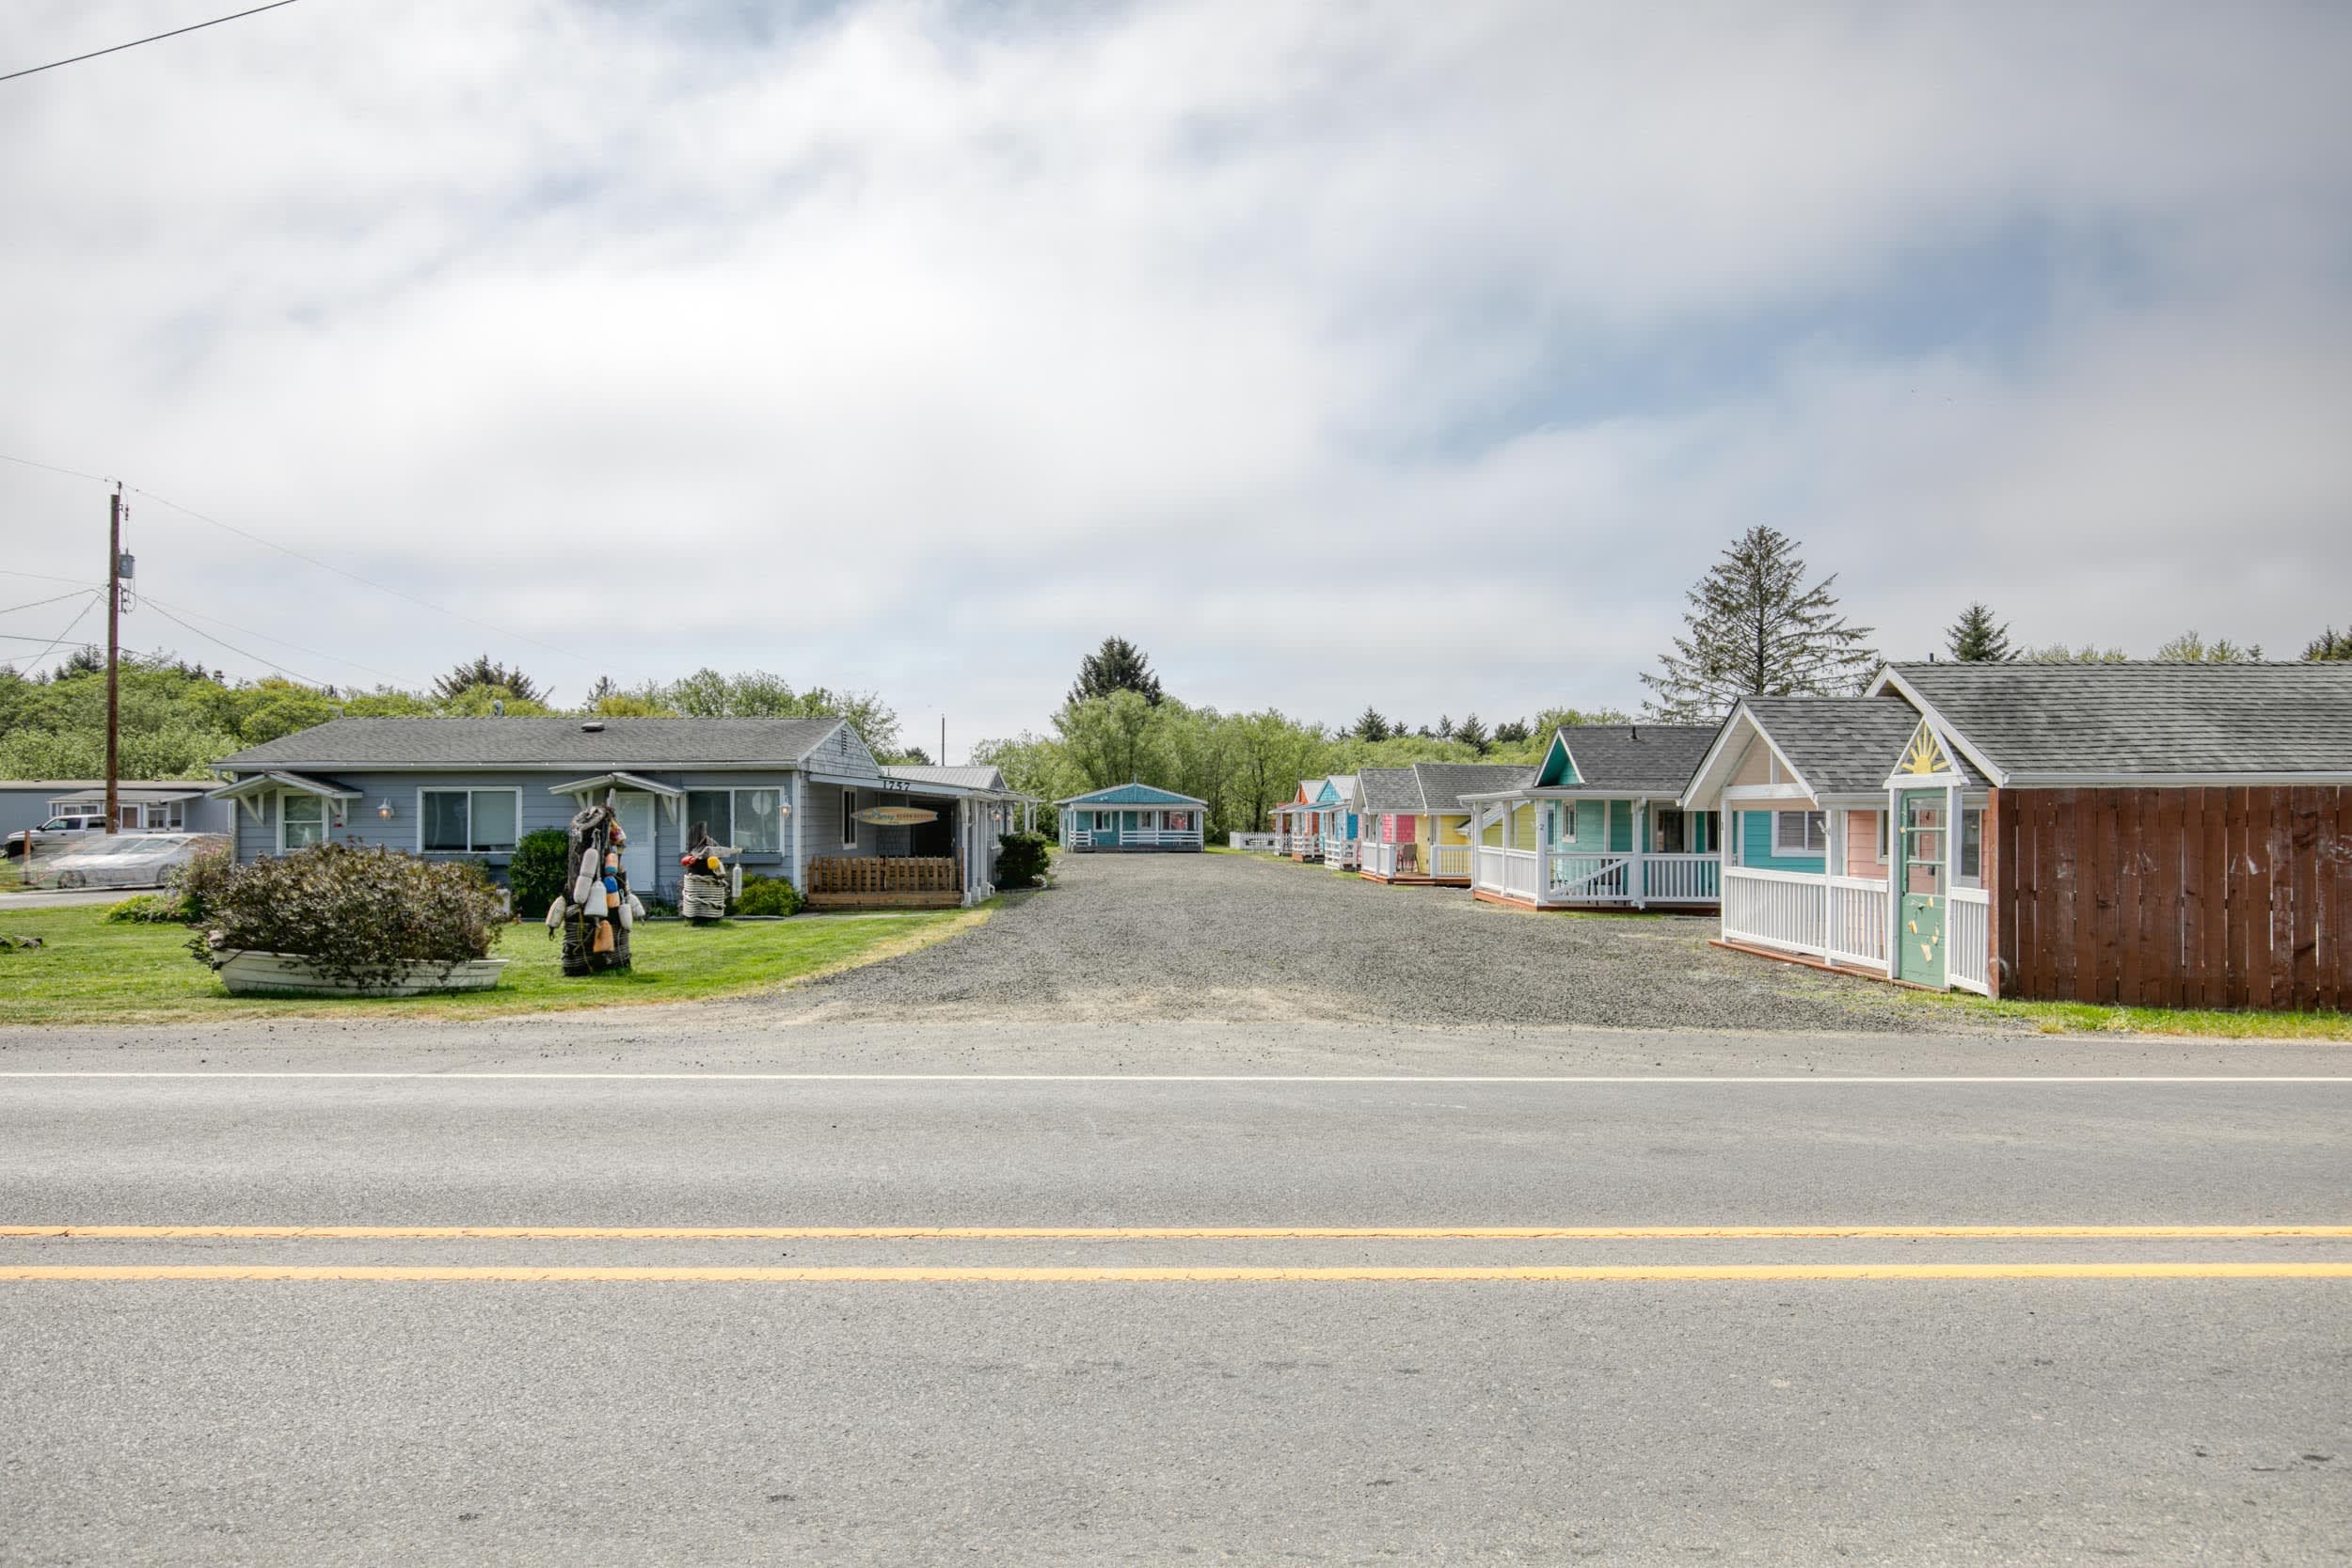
1228 832 1280 852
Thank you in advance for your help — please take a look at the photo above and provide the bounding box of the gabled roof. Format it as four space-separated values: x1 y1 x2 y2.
1876 661 2352 784
1318 773 1357 807
1540 724 1721 793
1056 782 1207 807
1737 696 1934 797
1410 761 1537 812
1292 776 1328 805
1357 766 1426 814
215 717 850 771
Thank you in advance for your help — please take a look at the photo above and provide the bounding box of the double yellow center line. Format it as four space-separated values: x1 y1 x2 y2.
4 1224 2348 1281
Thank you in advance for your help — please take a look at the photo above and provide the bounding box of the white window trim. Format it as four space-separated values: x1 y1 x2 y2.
841 788 858 847
1957 806 1984 887
1773 810 1827 855
414 786 525 855
732 786 785 856
277 790 328 855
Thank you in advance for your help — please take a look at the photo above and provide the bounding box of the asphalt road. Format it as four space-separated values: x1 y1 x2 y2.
4 1035 2349 1566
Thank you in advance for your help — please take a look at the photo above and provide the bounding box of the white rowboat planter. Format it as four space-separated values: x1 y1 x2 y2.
213 950 509 997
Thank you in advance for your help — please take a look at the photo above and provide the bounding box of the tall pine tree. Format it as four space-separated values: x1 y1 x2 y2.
1351 707 1393 741
1946 603 2014 662
2302 626 2352 661
1641 527 1878 721
1069 637 1165 706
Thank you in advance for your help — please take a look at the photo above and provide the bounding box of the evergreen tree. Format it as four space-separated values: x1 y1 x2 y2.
1069 636 1165 706
1433 715 1455 740
1490 718 1531 746
1641 526 1878 721
2023 642 2128 663
2154 629 2262 663
1352 706 1392 742
436 654 545 704
2301 626 2352 661
1454 713 1490 753
1945 602 2014 662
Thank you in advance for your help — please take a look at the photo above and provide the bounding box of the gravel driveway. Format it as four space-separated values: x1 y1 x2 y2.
781 850 1984 1033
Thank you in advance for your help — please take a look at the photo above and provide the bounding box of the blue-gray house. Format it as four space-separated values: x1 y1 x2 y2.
207 717 1033 908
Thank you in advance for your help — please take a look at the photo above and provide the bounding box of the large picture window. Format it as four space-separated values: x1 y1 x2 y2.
420 788 519 852
687 789 783 854
1773 810 1826 854
280 793 326 851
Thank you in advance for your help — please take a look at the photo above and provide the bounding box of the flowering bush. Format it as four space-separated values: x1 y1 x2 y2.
191 842 507 990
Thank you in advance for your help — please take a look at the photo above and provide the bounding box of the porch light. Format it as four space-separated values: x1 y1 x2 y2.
377 799 395 820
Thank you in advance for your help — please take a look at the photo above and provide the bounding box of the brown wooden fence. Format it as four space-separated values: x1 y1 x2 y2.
804 855 964 909
1991 785 2351 1010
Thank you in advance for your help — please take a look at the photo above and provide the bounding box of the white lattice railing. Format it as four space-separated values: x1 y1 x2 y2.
1723 866 1830 957
1427 844 1471 880
1825 875 1891 969
1949 888 1990 994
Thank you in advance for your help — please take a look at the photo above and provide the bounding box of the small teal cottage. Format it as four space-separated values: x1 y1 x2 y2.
1057 784 1207 851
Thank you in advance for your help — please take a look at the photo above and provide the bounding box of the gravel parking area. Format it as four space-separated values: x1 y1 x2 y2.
781 850 1986 1033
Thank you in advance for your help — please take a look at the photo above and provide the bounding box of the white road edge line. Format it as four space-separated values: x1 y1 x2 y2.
0 1072 2348 1085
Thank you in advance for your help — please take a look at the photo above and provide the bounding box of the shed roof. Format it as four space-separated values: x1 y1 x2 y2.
882 764 1012 795
1877 661 2352 784
1411 761 1537 811
1548 724 1720 793
1056 782 1208 807
215 716 849 771
1356 767 1426 814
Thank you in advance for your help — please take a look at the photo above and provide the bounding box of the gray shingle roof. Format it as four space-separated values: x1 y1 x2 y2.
215 716 847 770
1357 767 1426 813
1886 662 2352 782
1737 696 1940 794
1555 724 1721 793
1411 761 1537 810
1055 782 1208 807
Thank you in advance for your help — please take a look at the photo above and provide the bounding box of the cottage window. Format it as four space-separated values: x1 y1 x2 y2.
735 789 782 855
420 789 518 853
280 793 326 851
1773 811 1826 854
1958 807 1983 886
841 790 858 847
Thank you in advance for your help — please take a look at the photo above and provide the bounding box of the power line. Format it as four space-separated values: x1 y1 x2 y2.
0 452 110 483
1 0 309 85
0 593 100 666
0 589 99 619
138 592 414 686
0 569 104 589
140 599 334 689
124 483 594 667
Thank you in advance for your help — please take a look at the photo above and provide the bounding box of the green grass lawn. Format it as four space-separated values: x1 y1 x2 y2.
0 902 988 1025
1892 988 2352 1040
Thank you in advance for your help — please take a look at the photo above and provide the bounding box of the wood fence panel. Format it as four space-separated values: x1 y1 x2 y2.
1992 785 2350 1012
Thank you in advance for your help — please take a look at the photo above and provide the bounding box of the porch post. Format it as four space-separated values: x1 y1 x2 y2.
1824 806 1844 955
1631 800 1646 909
790 770 805 893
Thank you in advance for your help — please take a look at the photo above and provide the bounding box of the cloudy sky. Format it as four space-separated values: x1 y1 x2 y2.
3 0 2348 752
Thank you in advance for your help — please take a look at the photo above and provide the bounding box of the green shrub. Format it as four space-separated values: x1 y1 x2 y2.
994 831 1050 889
191 842 507 990
734 872 803 917
106 892 189 924
509 828 571 919
167 841 234 924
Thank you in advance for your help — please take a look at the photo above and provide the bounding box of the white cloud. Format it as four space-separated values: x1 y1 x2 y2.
2 0 2347 744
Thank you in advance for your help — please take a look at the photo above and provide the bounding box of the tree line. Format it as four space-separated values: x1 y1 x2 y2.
0 651 913 782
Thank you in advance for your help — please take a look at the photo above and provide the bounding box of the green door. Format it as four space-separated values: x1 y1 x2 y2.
1898 789 1947 988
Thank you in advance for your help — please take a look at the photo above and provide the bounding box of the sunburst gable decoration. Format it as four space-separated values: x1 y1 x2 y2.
1899 721 1954 777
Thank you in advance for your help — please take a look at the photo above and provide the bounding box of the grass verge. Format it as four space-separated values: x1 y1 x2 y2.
0 901 990 1026
1892 987 2352 1040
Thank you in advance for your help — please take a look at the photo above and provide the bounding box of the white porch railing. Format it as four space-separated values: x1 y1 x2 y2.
1640 852 1721 905
1068 830 1092 848
1723 866 1832 958
1825 876 1891 970
1724 866 1894 974
1119 827 1204 848
1474 846 1541 901
1547 851 1633 903
1292 834 1322 858
1427 844 1471 880
1323 837 1359 868
1949 888 1991 994
1229 832 1279 851
1360 841 1397 878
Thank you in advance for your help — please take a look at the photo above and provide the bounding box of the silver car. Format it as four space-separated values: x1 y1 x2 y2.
40 833 229 891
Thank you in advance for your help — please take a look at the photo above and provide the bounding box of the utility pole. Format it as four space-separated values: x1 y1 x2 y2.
940 716 946 768
104 485 122 835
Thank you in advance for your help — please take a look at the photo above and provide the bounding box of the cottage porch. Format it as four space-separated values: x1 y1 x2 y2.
1463 793 1721 911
